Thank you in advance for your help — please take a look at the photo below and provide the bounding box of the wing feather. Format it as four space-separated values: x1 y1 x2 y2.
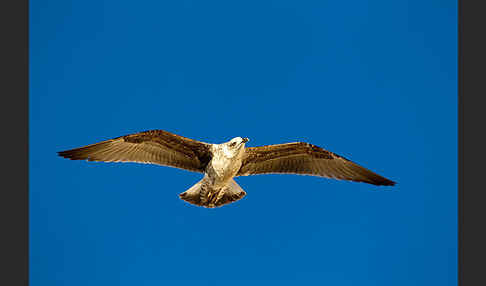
238 142 395 186
58 130 212 173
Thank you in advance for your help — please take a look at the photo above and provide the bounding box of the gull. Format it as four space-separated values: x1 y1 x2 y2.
58 129 395 208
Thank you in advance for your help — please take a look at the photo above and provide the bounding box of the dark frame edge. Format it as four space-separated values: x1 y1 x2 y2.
0 0 30 285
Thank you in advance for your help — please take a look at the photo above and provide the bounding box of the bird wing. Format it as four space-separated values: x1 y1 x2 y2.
237 142 395 186
58 130 212 173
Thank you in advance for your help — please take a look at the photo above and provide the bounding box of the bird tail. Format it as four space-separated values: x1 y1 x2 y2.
179 178 246 208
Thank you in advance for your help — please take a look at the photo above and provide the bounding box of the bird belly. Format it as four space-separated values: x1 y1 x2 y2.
206 157 242 188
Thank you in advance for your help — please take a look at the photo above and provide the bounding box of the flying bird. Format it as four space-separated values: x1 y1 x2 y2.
58 129 395 208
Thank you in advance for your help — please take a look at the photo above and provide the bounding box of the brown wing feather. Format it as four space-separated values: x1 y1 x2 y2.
237 142 395 186
58 130 212 173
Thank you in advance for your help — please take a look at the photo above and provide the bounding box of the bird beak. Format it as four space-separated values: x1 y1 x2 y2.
242 137 249 143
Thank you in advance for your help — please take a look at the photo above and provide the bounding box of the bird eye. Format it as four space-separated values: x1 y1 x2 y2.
230 142 236 147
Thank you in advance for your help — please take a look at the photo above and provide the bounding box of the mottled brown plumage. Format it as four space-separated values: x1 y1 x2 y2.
58 130 212 173
237 142 395 186
179 179 247 208
58 129 395 208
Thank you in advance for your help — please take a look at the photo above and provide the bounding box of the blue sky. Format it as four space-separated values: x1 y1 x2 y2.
30 1 457 285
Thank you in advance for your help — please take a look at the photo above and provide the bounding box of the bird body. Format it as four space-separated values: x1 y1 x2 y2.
181 137 249 208
58 130 395 208
207 137 247 186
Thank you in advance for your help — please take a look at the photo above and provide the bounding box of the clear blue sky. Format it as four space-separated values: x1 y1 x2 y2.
30 1 457 285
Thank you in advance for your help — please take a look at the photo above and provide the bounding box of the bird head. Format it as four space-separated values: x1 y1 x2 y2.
221 137 249 158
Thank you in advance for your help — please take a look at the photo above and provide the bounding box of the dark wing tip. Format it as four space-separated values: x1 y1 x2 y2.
57 148 89 160
369 177 396 186
352 170 396 187
57 141 112 161
330 153 396 187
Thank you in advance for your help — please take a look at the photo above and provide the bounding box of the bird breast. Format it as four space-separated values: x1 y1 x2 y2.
206 150 243 187
208 156 241 180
